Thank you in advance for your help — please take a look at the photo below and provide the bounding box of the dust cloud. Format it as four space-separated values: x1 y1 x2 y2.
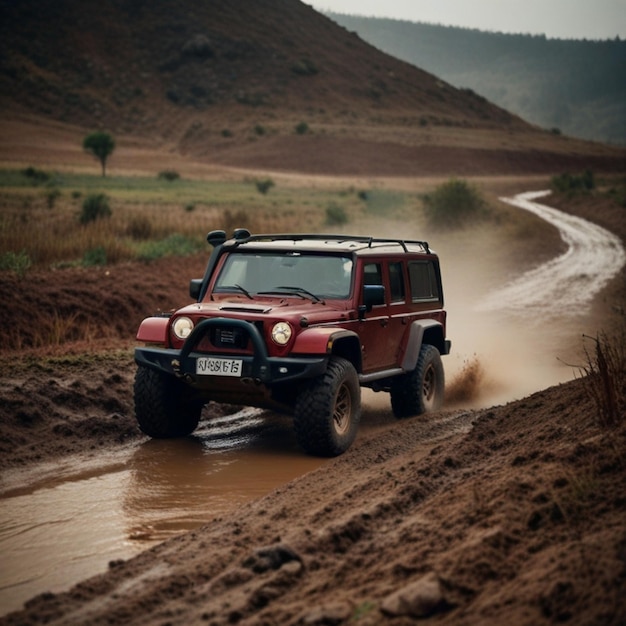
344 203 580 410
442 190 625 409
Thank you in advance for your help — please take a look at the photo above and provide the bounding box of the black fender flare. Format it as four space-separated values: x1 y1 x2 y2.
401 320 449 371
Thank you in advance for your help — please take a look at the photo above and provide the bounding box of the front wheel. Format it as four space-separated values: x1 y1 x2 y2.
134 366 202 438
390 344 444 418
293 356 361 457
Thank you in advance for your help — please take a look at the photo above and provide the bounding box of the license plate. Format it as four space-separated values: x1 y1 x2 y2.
196 357 243 377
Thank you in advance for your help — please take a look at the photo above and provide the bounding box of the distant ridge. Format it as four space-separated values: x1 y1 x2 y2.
325 13 626 145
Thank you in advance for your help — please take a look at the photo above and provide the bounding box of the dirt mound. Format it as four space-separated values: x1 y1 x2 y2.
1 375 624 625
0 254 207 351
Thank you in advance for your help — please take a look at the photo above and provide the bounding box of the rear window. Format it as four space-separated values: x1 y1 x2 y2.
408 261 439 301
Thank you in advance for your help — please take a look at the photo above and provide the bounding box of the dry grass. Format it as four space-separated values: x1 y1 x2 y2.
577 329 626 428
0 169 372 268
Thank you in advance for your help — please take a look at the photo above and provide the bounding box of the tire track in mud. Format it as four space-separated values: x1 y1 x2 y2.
477 190 626 319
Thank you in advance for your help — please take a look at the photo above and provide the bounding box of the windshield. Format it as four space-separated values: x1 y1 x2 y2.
214 252 353 299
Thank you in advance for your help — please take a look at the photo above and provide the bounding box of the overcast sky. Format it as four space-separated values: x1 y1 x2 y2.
305 0 626 40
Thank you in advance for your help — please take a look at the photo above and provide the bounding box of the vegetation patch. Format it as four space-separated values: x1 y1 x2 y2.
576 330 625 428
422 179 489 229
551 171 595 195
80 193 112 224
157 170 181 182
136 233 201 261
325 202 348 226
0 249 31 277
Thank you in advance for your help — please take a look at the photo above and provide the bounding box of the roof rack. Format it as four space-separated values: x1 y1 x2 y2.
228 233 430 254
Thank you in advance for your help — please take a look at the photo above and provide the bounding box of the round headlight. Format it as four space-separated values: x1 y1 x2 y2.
172 316 194 340
271 321 292 346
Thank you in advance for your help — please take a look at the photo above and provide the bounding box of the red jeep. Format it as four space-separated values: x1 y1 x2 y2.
134 229 450 456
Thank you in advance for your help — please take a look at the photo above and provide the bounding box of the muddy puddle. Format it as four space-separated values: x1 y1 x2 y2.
0 409 328 615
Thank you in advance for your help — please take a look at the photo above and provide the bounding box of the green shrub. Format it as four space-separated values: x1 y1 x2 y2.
221 129 233 138
80 194 112 224
254 124 266 136
137 233 199 261
325 202 348 226
423 179 487 229
22 166 50 184
551 171 595 194
82 246 107 267
0 250 31 277
255 178 275 194
157 170 181 181
295 121 309 135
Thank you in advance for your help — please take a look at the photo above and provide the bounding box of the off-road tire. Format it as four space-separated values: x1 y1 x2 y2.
294 356 361 457
134 366 202 438
390 344 444 418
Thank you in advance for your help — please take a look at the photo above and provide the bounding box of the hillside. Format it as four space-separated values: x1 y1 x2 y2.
325 13 626 146
0 0 624 176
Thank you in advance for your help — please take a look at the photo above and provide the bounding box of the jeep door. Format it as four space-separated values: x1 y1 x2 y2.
357 261 399 372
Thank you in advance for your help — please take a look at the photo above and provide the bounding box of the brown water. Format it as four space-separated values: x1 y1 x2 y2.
0 408 326 616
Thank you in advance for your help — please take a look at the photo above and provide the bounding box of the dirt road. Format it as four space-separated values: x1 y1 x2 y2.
479 190 626 318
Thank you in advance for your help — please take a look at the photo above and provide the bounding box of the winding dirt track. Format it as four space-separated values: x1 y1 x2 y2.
478 190 626 318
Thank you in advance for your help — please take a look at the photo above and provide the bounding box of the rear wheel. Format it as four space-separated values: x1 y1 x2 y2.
390 344 444 418
294 356 361 457
134 366 202 438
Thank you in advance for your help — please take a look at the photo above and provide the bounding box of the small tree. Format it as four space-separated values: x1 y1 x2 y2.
255 178 275 194
83 131 115 177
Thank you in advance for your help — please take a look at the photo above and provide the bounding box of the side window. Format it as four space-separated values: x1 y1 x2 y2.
363 262 383 286
388 262 405 303
408 261 439 301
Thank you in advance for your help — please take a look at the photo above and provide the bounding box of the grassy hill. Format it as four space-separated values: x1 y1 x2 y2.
326 13 626 146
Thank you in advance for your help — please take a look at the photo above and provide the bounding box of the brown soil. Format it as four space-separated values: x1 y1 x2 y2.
1 181 625 624
1 363 625 626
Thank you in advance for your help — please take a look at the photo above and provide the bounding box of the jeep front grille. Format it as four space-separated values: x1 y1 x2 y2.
211 326 248 349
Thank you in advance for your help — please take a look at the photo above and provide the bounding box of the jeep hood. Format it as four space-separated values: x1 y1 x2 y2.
175 297 350 318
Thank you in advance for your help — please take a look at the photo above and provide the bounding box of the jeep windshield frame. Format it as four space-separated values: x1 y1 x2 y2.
212 251 355 300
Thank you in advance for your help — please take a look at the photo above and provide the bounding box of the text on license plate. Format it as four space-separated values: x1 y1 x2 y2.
196 357 243 377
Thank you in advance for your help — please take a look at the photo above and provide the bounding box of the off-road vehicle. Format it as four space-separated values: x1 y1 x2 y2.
134 228 451 456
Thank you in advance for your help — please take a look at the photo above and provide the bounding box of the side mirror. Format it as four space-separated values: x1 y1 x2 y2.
189 278 203 300
362 284 385 311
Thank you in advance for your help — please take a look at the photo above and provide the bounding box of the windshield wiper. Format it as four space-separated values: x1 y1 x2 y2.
264 286 324 303
224 284 253 299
